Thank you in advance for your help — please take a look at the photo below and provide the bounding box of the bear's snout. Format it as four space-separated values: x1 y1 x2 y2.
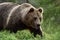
35 24 40 29
37 24 40 27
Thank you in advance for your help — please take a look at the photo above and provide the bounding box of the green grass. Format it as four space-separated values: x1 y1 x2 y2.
0 0 60 40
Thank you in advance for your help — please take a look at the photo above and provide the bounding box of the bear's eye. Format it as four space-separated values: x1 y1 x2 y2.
34 17 37 20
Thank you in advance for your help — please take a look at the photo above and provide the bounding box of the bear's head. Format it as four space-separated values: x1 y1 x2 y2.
21 5 43 29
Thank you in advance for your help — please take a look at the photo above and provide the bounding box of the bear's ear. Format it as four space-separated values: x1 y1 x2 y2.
29 8 34 12
38 7 43 13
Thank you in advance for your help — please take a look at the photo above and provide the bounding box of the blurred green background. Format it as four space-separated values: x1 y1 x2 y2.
0 0 60 40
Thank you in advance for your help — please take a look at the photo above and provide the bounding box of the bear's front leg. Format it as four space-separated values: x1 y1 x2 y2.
0 26 3 31
33 28 43 37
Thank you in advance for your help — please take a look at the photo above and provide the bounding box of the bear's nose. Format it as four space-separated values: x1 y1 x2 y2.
37 24 40 27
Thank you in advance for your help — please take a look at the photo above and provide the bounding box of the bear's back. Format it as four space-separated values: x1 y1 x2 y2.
0 2 19 27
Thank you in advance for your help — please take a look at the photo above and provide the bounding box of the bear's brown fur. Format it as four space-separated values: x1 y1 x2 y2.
0 2 43 37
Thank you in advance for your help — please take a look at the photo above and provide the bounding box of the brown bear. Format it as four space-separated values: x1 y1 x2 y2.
0 2 43 37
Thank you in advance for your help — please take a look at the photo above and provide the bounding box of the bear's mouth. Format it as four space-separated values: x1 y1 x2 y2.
34 25 41 29
26 25 40 30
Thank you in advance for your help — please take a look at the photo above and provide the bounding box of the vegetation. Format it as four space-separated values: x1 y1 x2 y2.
0 0 60 40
